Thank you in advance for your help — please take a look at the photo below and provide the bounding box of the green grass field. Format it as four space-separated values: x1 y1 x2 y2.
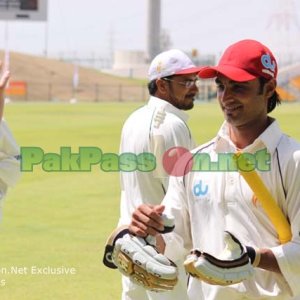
0 101 299 299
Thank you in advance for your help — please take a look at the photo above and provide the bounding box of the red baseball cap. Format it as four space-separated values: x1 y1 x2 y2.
198 39 277 82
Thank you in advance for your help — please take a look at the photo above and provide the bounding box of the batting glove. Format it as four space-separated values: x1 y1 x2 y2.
102 215 178 292
184 231 257 286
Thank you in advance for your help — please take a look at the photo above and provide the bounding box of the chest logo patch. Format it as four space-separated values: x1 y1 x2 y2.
193 180 208 197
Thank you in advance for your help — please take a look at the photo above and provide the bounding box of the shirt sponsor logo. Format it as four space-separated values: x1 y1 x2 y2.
193 180 208 197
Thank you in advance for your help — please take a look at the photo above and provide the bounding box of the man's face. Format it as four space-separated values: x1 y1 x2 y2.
215 75 270 128
161 74 199 110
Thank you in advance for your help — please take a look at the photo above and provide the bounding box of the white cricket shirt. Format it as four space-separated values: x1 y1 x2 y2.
118 96 195 226
118 96 196 300
163 119 300 300
0 120 21 219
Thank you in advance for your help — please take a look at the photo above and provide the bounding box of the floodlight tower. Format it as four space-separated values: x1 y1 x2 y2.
266 0 300 66
146 0 161 62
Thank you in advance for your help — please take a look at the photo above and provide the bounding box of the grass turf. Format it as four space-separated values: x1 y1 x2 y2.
0 101 299 299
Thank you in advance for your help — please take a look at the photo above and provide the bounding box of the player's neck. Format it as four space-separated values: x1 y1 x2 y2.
229 117 271 149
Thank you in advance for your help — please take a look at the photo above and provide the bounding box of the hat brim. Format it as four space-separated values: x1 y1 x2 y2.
174 66 204 76
198 66 257 82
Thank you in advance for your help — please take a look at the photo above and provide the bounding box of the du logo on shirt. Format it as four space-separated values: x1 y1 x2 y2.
193 180 208 198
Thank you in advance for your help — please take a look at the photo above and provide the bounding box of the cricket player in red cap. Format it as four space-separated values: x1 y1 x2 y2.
127 39 300 300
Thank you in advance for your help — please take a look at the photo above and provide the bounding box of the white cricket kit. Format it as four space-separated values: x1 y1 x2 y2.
119 96 195 225
0 120 21 220
163 120 300 300
118 96 195 300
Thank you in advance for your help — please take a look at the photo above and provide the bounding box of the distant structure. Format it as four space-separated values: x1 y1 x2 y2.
104 0 162 77
104 0 213 79
266 0 300 101
146 0 161 62
266 0 300 67
112 50 147 78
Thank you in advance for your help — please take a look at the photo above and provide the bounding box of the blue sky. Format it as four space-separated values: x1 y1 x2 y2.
0 0 299 65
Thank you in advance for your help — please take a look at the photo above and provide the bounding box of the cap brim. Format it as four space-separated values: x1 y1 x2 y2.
174 66 204 76
198 66 257 82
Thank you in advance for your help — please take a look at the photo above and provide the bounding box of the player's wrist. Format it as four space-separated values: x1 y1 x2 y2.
246 246 261 268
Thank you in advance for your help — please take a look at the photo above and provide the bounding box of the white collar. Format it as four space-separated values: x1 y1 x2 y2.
148 96 190 122
215 119 283 154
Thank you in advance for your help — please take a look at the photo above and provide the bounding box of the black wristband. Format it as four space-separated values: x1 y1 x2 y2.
158 224 175 234
246 246 256 264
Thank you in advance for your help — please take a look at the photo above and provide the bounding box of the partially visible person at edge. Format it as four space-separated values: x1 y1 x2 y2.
0 62 22 221
118 49 202 300
129 39 300 300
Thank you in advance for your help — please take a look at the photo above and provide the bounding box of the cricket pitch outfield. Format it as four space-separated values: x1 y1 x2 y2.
0 101 299 300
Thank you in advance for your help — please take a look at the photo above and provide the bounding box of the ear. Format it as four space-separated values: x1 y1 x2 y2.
156 79 169 94
264 79 276 99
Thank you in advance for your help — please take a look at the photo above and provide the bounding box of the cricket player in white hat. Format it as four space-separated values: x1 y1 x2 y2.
103 49 202 300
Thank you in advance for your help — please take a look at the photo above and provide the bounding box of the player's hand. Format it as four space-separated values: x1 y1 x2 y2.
129 204 165 237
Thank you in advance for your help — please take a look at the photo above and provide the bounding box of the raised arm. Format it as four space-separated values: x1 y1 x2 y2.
0 63 10 121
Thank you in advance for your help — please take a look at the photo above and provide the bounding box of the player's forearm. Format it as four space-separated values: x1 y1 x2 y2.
0 91 4 121
257 248 281 274
156 238 282 274
0 68 10 122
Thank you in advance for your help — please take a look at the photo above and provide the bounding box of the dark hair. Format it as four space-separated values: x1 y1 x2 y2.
148 80 158 95
258 77 281 113
147 75 174 96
